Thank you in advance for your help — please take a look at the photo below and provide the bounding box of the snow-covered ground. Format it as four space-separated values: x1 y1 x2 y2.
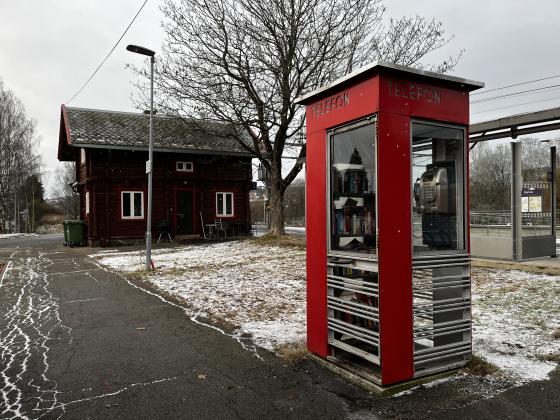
0 233 38 240
472 268 560 383
251 225 306 237
91 240 560 385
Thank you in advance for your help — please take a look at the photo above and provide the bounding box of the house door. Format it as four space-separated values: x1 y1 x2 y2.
176 191 193 234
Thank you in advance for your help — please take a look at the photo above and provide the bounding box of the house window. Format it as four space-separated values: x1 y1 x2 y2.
176 161 193 172
121 191 144 219
216 192 234 217
85 192 90 215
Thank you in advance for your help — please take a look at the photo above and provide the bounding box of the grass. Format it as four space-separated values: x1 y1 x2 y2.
126 269 150 282
464 355 500 376
537 353 560 363
40 213 64 224
253 233 306 249
276 342 308 363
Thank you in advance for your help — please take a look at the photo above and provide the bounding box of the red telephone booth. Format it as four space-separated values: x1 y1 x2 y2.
296 62 483 386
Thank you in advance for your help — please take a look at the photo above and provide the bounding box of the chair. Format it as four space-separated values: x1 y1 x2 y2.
200 212 213 239
214 218 227 238
200 212 214 239
157 219 173 243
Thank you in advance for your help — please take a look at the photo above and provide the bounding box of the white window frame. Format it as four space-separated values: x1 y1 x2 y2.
85 191 90 215
216 192 234 217
121 191 144 219
176 161 193 172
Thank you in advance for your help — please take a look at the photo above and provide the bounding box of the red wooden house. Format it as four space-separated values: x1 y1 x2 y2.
57 105 254 245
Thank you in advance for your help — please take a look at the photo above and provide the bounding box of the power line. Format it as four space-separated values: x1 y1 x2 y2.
65 0 148 105
470 95 560 115
470 84 560 105
472 73 560 96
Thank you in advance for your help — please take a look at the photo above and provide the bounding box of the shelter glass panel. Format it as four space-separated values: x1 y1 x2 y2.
469 143 512 238
412 122 466 253
329 121 376 255
521 144 553 237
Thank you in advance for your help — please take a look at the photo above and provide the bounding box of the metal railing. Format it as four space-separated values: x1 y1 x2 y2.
470 210 560 237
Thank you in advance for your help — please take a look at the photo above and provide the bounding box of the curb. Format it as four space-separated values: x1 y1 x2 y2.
472 258 560 276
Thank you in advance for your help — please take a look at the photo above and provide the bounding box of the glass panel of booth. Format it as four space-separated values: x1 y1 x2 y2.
411 121 466 254
328 119 377 256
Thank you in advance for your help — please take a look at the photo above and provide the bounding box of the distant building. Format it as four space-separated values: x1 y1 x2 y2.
249 186 268 201
57 106 253 245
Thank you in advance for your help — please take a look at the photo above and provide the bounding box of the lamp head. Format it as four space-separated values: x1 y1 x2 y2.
126 44 155 57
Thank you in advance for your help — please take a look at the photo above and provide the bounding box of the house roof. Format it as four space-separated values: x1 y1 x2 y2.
58 105 254 161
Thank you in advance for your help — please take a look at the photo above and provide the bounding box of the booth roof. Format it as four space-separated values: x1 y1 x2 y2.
295 60 484 105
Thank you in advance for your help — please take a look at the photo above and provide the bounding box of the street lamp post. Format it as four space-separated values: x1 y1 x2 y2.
127 44 155 271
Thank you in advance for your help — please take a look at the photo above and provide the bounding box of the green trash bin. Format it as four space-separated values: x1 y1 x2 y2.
63 220 69 246
66 220 87 247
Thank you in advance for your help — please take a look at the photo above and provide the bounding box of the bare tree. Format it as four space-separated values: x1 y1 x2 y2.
51 162 80 219
284 179 305 225
0 80 41 232
470 142 512 211
470 138 557 211
132 0 461 235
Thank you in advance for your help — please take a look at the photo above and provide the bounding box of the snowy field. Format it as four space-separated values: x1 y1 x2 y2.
91 240 560 386
0 233 38 239
472 268 560 383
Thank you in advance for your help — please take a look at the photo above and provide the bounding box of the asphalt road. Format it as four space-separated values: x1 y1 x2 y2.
0 234 559 419
0 234 374 419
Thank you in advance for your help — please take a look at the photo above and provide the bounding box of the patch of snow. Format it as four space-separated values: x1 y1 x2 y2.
36 224 63 234
241 320 306 351
0 233 38 239
285 226 306 235
250 225 306 237
472 268 560 383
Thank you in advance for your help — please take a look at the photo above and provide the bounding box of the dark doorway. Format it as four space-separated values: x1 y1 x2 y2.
176 191 193 234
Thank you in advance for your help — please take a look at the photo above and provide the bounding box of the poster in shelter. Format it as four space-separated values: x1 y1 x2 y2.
521 196 529 213
528 196 542 213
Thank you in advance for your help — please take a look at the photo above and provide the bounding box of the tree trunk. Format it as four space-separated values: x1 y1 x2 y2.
269 180 286 236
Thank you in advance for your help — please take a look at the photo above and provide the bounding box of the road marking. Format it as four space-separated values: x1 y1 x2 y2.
52 377 178 410
0 261 12 289
65 297 105 303
0 252 75 418
47 268 102 277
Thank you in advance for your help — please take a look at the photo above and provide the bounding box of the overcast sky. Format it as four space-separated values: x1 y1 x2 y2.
1 0 560 196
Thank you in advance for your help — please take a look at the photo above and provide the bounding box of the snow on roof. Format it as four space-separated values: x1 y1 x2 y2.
62 106 253 157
